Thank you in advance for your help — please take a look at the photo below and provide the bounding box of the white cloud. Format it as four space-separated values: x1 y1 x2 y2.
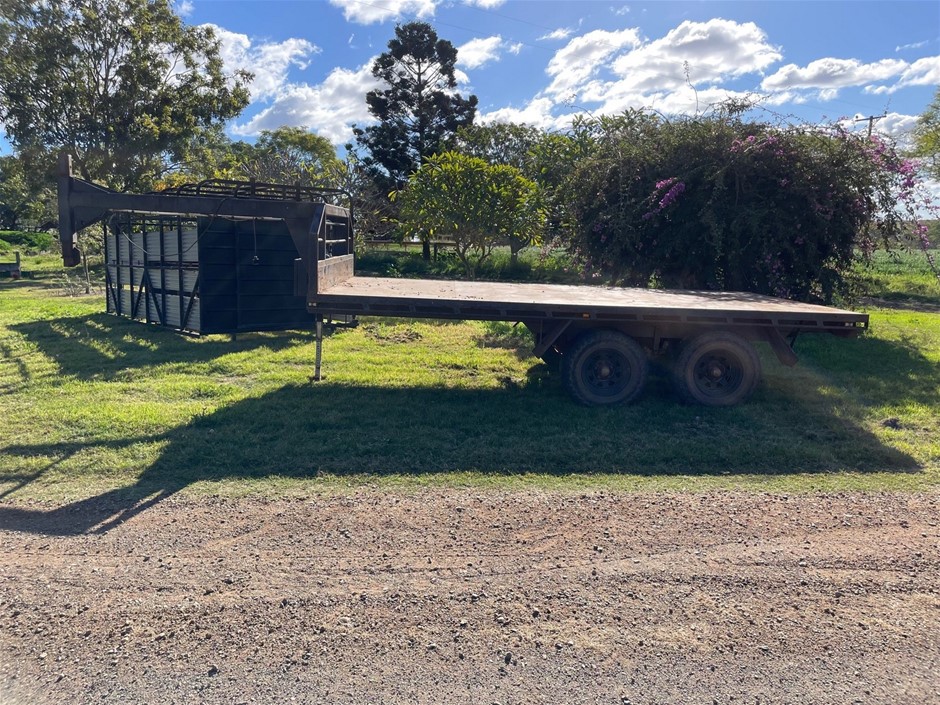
761 90 807 107
536 19 781 121
542 19 780 112
762 58 907 91
210 26 319 101
328 0 438 24
539 28 572 41
545 28 643 98
479 97 561 130
327 0 504 22
898 55 940 86
836 112 920 150
611 20 781 94
175 0 194 17
875 112 919 140
613 5 630 16
896 40 929 52
651 86 756 116
231 62 383 145
457 36 507 69
865 55 940 94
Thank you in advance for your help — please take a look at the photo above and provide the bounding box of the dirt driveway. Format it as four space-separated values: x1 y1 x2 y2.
0 490 937 704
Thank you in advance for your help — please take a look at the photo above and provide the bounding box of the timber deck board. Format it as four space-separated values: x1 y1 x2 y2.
316 275 867 324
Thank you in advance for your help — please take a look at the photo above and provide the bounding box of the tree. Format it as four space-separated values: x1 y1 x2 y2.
454 122 592 249
394 152 545 277
226 127 343 188
452 123 545 174
0 0 251 191
913 88 940 180
353 22 477 190
0 155 45 230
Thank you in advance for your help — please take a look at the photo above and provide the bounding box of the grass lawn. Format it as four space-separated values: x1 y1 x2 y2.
1 251 938 502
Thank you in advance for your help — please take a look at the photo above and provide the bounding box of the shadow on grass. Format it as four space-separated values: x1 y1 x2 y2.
0 359 924 536
863 294 940 311
794 330 939 408
7 314 315 390
4 303 936 535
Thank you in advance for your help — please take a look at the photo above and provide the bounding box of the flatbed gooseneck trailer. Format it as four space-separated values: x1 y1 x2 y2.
57 154 869 407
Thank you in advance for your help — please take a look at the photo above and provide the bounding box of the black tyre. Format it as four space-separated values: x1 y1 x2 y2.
673 331 761 406
562 330 648 406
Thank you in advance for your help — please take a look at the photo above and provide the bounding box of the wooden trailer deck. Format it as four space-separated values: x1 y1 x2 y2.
314 273 869 333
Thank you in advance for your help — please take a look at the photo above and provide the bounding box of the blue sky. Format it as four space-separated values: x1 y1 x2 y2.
1 0 937 154
167 0 940 149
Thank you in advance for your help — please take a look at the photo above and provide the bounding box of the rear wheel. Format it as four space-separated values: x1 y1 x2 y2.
562 330 648 406
673 331 761 406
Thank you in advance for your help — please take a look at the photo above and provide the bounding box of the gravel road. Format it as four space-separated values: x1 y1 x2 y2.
1 490 937 704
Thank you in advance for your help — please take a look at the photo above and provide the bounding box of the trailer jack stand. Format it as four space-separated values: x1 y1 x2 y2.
314 316 323 382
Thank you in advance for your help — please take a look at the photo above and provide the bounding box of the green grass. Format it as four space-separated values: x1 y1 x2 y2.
854 248 940 305
1 253 938 506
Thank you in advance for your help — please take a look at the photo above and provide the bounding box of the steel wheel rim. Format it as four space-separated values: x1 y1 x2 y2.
581 349 630 398
692 351 743 398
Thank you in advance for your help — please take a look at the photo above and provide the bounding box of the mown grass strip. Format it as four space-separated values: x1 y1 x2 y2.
1 256 938 503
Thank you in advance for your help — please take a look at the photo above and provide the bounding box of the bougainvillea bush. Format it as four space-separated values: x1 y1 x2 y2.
567 109 933 303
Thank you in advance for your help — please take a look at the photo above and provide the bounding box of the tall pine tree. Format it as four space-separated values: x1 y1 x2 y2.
354 22 477 190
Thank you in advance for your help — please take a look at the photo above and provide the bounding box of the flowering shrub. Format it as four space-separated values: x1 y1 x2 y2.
567 110 935 303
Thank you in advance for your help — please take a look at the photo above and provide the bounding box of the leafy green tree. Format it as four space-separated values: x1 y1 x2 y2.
155 125 245 185
338 153 399 244
452 123 545 174
226 127 343 187
0 0 251 191
394 152 545 276
567 110 925 302
913 88 940 180
353 21 477 190
454 122 591 249
0 155 44 230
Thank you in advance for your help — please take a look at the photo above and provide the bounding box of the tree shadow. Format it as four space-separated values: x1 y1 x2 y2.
793 331 940 408
0 437 185 536
0 356 923 537
5 314 316 392
4 302 935 537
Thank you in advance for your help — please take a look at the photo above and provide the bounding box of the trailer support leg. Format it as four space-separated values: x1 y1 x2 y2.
529 320 572 358
765 328 799 367
314 316 323 381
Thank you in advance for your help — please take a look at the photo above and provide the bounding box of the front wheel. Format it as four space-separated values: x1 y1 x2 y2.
673 331 761 406
562 330 648 406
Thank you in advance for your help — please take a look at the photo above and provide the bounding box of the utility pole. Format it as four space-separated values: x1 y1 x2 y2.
855 113 887 137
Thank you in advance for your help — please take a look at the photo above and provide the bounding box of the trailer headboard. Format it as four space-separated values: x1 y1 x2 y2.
317 254 355 291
